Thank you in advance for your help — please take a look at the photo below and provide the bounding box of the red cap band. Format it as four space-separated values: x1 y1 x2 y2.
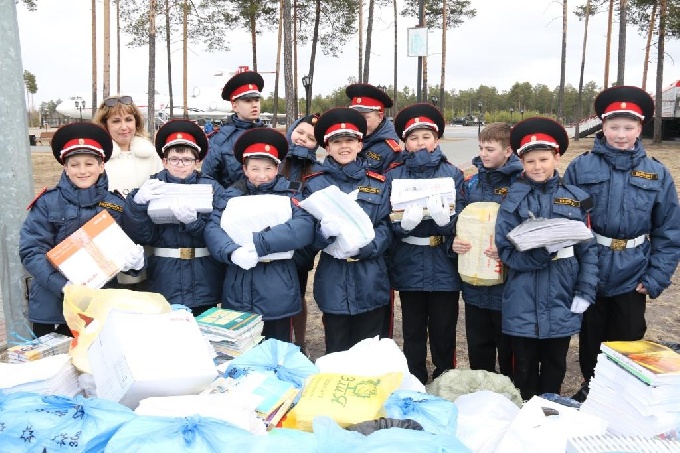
243 142 280 162
230 83 260 101
350 96 383 111
603 101 644 120
60 138 105 160
166 132 196 146
517 133 559 155
403 116 438 138
323 122 363 143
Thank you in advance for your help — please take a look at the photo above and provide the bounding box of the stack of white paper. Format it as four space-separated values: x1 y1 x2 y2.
0 354 82 397
390 177 455 221
147 183 214 224
220 194 294 261
506 216 593 252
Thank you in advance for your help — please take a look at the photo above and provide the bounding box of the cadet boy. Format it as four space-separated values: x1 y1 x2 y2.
204 128 315 342
346 83 401 173
20 123 145 337
304 108 393 353
452 122 523 376
495 118 598 400
202 71 266 188
563 86 680 402
386 103 464 385
123 120 225 316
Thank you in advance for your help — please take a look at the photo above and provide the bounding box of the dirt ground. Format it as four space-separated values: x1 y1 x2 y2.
30 136 680 397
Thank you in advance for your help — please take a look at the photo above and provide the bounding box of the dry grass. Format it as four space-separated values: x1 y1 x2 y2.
30 137 680 396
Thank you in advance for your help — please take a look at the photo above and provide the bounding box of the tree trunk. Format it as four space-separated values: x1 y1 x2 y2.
307 0 321 111
641 2 657 91
166 0 174 118
604 0 614 88
393 0 397 113
293 0 298 118
273 0 284 127
148 0 157 137
182 0 188 119
103 0 110 99
557 0 567 124
575 0 591 141
363 0 374 82
250 15 258 72
358 0 363 82
283 0 295 127
616 0 626 86
91 0 97 118
439 0 447 114
653 0 666 144
116 0 120 94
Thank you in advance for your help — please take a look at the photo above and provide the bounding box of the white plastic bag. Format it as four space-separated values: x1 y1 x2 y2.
454 390 519 453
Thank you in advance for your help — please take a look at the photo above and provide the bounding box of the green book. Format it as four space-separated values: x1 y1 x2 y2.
195 307 262 336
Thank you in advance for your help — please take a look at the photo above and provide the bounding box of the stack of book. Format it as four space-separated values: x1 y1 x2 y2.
580 340 680 438
6 332 72 363
0 354 81 396
196 307 264 362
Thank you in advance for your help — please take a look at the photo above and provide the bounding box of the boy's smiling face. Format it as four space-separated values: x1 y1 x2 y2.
520 148 559 183
64 153 105 189
326 136 362 166
243 156 278 186
602 116 642 150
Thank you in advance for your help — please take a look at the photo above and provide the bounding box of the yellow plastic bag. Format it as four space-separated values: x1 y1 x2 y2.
281 372 402 432
63 286 172 373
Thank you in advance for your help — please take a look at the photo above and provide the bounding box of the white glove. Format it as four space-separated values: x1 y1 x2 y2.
121 244 145 271
231 243 259 270
133 179 165 204
400 203 424 231
570 296 591 314
320 215 343 239
171 199 197 224
427 194 451 227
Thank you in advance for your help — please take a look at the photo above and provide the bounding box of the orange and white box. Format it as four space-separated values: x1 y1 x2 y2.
46 210 136 288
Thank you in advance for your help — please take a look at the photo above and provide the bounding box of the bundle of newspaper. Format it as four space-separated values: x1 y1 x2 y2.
0 354 82 397
7 332 72 363
220 194 294 261
298 185 375 259
506 214 593 253
196 307 264 362
389 177 455 222
147 183 214 224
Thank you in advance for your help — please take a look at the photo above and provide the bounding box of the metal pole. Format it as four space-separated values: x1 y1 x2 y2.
0 0 35 345
416 0 424 102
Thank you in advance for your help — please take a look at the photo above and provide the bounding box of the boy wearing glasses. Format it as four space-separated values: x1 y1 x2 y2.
123 120 225 316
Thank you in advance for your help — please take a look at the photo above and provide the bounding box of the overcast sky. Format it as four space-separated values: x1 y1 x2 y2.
16 0 680 107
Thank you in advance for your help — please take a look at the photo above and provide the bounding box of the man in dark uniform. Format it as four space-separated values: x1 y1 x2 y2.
346 83 402 174
202 70 265 188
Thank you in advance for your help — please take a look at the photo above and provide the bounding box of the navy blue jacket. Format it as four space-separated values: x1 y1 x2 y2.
360 118 402 174
203 175 315 320
386 148 465 292
495 172 599 339
19 172 126 324
303 157 393 315
563 134 680 298
202 114 265 188
458 154 524 310
279 117 321 272
123 170 225 308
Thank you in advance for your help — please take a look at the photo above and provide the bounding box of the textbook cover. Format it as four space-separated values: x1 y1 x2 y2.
600 340 680 386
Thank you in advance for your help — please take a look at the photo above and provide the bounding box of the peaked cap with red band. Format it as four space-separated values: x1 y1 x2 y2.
51 122 113 164
221 71 264 101
394 103 445 140
510 117 569 157
155 119 209 160
234 128 288 164
594 85 654 123
314 108 368 145
346 84 393 113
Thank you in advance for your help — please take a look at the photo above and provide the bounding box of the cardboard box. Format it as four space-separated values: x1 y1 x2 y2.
147 183 214 224
46 210 135 288
88 309 217 409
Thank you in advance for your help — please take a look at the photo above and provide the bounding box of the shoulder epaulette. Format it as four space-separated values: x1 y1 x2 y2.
303 171 325 181
386 139 402 153
464 173 475 182
366 170 386 182
385 161 403 172
26 186 48 210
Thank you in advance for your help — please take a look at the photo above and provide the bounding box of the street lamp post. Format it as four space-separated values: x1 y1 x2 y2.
510 107 514 123
301 75 312 116
431 95 438 107
75 100 86 121
477 101 483 137
520 109 525 121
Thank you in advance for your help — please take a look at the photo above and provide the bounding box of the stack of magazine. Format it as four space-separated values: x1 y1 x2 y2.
580 340 680 438
196 307 264 362
7 332 72 363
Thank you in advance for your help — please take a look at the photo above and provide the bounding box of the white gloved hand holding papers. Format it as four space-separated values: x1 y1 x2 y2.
400 204 423 231
121 244 145 271
231 243 259 270
427 194 451 227
170 199 198 224
133 179 165 204
320 215 343 239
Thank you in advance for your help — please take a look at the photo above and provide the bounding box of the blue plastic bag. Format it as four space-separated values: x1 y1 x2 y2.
225 338 319 389
383 390 458 435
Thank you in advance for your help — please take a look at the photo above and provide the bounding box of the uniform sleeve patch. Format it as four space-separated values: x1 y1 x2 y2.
631 170 658 180
366 151 383 161
553 197 580 207
386 139 402 152
366 171 386 182
494 187 509 196
358 186 380 194
98 201 124 213
26 187 48 210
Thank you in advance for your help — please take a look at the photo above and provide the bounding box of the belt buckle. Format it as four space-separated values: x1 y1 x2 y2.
429 236 443 247
179 248 195 259
610 239 627 251
346 257 360 262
